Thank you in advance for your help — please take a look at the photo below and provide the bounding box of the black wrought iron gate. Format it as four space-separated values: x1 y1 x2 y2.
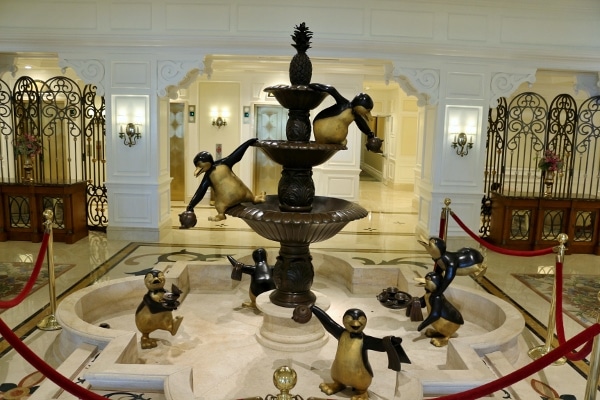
0 75 108 230
481 92 600 237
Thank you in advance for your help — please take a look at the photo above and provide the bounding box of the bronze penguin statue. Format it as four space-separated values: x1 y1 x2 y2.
293 305 410 400
309 83 383 153
179 138 266 227
417 271 464 347
135 270 183 349
227 247 275 308
418 236 485 294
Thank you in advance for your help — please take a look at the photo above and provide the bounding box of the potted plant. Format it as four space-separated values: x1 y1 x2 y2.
13 132 43 182
538 149 563 197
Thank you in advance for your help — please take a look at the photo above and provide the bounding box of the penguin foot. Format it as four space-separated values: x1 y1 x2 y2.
209 214 226 222
253 192 267 203
241 300 256 309
424 328 443 338
430 337 450 347
140 336 158 349
319 382 345 395
351 390 369 400
170 316 183 336
470 265 488 280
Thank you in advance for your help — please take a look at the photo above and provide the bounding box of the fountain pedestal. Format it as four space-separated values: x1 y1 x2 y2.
255 290 330 351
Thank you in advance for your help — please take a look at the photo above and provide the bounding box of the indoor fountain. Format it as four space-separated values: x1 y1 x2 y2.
50 23 527 400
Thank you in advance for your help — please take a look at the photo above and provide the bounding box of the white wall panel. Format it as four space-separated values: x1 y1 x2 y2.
501 16 600 46
110 4 152 30
166 4 230 31
111 62 151 89
447 13 488 42
446 72 485 99
370 10 434 38
0 2 97 30
112 192 153 224
237 6 363 35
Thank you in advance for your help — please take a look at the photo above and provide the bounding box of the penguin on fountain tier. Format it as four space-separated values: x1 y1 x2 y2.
309 83 383 153
135 270 183 349
293 304 410 400
417 270 464 347
179 138 266 228
227 247 275 308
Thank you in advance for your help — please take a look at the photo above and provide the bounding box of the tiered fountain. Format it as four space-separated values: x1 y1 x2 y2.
226 23 368 309
224 23 369 350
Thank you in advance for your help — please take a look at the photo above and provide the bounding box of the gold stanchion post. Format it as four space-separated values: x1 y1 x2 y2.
584 291 600 400
37 209 62 331
442 198 451 240
527 233 567 364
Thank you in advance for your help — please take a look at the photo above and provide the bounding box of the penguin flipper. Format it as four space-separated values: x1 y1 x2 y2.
418 295 443 331
382 336 411 371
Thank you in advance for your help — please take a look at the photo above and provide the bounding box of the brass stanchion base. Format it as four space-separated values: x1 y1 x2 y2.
528 345 566 365
37 314 62 331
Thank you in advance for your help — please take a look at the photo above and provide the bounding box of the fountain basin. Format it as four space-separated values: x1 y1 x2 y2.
226 195 367 243
51 259 526 400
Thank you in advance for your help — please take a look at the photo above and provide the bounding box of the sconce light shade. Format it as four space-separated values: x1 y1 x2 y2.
212 116 227 129
119 122 142 147
451 132 473 157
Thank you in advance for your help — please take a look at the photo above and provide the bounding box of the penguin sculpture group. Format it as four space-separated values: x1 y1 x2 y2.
413 237 485 346
227 248 276 308
179 138 266 227
309 83 384 154
293 304 410 400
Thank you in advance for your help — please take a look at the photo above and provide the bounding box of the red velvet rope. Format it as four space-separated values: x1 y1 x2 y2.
430 323 600 400
0 232 50 309
554 260 594 361
449 211 555 256
0 317 108 400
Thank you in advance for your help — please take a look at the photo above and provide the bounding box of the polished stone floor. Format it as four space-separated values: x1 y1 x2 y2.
0 177 598 399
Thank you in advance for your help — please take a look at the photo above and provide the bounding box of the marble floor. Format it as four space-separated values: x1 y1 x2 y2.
0 177 599 399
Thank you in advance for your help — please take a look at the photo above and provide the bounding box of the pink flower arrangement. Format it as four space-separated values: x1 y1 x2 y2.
538 149 563 172
14 132 43 157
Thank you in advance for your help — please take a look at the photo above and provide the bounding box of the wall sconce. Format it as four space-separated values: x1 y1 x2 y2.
119 119 142 147
447 106 480 158
114 95 146 148
451 132 473 157
211 108 229 129
212 116 227 128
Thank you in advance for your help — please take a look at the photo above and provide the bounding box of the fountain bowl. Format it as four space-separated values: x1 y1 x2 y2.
255 140 346 168
226 195 368 243
263 84 328 110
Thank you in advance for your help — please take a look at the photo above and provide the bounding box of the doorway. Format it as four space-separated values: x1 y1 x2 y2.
253 104 286 196
169 103 185 201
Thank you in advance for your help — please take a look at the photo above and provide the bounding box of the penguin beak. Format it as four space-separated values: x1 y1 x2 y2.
357 108 373 125
417 239 428 248
194 164 208 177
349 320 362 331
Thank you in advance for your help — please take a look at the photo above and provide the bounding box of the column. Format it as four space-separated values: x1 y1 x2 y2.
394 63 535 239
60 54 204 241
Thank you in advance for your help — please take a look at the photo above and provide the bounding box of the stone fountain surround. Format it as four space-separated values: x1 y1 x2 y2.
43 254 529 400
